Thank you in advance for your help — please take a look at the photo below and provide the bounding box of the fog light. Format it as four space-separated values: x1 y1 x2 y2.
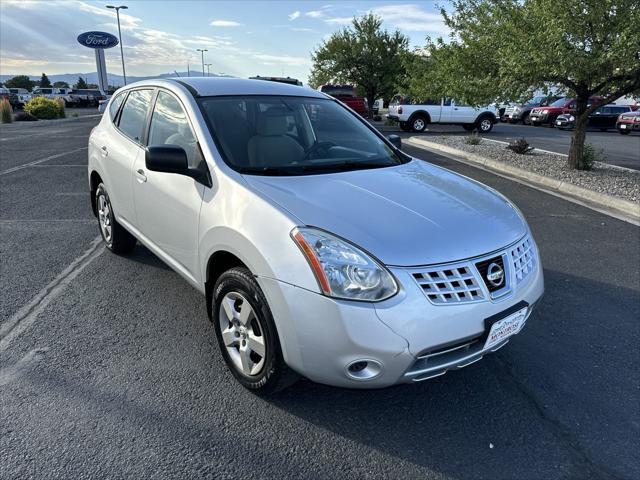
345 359 382 380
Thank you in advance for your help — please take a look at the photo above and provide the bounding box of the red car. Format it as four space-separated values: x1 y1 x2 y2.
616 110 640 135
529 97 603 127
319 85 367 116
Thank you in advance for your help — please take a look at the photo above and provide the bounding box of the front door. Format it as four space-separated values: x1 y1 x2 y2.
132 90 206 282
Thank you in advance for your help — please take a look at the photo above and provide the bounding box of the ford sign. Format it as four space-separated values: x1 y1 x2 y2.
77 31 119 49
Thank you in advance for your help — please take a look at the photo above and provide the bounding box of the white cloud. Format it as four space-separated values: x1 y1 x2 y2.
209 20 241 27
288 11 301 21
371 4 447 33
291 27 315 32
305 10 325 19
325 17 352 25
252 54 311 67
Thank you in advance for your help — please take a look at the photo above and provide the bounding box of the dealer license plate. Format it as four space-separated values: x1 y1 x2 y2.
620 124 627 129
484 307 528 350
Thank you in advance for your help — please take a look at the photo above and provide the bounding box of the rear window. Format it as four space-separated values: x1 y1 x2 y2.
321 85 356 97
117 89 153 142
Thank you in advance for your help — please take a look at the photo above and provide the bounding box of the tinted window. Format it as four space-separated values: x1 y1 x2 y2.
148 91 200 168
117 89 153 141
199 95 405 175
109 92 126 122
549 98 568 107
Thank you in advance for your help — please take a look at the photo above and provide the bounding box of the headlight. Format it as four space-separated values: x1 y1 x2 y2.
292 227 398 301
542 109 549 114
634 117 640 123
569 115 575 121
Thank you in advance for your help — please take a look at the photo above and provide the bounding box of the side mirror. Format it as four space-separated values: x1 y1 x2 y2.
145 145 209 185
387 134 402 150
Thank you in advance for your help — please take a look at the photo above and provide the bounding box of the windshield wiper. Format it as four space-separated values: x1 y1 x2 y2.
299 159 395 172
237 166 303 176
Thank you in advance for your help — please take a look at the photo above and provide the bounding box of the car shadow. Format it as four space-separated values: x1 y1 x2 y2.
124 244 172 271
264 267 638 479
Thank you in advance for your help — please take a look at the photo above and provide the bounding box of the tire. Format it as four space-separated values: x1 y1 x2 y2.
462 124 475 132
619 129 630 135
213 267 298 394
547 116 557 128
476 116 494 133
399 121 411 132
95 183 136 254
521 112 530 125
410 114 428 132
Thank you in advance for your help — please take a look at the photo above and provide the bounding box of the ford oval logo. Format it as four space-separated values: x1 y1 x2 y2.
77 31 119 49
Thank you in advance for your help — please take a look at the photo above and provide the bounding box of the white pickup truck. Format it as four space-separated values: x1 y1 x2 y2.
387 95 499 133
31 87 78 106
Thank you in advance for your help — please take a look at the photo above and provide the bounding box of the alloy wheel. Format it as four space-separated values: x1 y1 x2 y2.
218 292 266 376
97 194 112 244
479 118 492 132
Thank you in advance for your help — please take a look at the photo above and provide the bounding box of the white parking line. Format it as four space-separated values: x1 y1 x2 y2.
0 236 104 353
0 147 88 176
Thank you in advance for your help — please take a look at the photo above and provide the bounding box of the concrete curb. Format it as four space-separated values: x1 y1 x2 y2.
407 137 640 225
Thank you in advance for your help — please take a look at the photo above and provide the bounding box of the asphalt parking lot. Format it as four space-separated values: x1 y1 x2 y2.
378 120 639 170
1 116 639 479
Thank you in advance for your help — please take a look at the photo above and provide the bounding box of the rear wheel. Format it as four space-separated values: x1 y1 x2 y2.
95 184 136 254
618 129 630 135
213 267 298 393
410 115 428 132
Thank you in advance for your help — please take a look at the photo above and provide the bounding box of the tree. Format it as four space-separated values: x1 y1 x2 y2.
4 75 35 91
39 73 51 88
309 14 409 114
53 81 69 88
407 0 640 170
74 77 88 89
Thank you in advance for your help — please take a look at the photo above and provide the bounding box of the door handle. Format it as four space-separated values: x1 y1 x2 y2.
135 168 147 183
100 146 108 157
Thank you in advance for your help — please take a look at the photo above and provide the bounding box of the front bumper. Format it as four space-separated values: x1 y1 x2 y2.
617 121 640 132
258 239 545 389
529 112 549 123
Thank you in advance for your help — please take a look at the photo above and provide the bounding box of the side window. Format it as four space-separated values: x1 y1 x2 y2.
148 91 201 168
109 92 126 122
117 89 153 142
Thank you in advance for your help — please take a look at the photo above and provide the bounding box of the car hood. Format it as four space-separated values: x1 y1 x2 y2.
243 160 527 266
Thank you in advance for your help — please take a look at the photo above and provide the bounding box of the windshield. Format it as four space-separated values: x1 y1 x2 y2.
549 97 568 107
199 95 406 176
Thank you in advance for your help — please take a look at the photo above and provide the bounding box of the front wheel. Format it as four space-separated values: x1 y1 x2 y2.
95 184 136 254
618 129 631 135
476 116 494 133
213 267 298 394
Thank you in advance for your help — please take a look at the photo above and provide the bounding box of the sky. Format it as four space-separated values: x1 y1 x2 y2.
0 0 449 84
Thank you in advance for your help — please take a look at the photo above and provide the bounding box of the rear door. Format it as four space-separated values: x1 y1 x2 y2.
105 88 154 225
132 89 206 282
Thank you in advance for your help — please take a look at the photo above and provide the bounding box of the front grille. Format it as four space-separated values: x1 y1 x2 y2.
510 237 535 284
412 265 484 304
411 235 537 305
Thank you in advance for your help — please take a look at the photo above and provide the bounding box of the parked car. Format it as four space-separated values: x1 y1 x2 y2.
503 96 560 124
88 77 543 392
249 76 302 86
555 105 633 131
72 89 107 107
31 87 76 106
388 96 499 133
6 88 31 108
530 97 603 127
616 110 640 135
319 84 367 116
0 87 19 108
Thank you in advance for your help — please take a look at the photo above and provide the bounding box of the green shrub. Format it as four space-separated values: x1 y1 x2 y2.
0 98 13 123
24 97 64 120
506 137 534 154
580 144 603 171
464 133 482 145
55 98 66 118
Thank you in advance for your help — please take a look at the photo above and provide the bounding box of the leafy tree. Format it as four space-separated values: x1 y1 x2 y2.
309 14 409 114
408 0 640 170
74 77 88 89
39 73 51 88
53 81 70 88
4 75 35 91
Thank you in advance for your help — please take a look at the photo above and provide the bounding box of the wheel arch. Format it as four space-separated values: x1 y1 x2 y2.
205 249 249 320
408 110 431 124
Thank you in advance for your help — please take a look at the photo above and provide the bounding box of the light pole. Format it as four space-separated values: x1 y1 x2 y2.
196 49 207 76
106 5 128 85
204 63 212 77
